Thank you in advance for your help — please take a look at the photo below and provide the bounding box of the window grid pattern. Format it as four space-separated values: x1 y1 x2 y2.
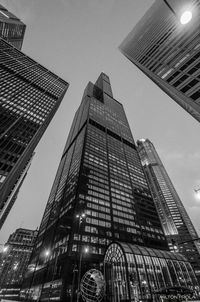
25 74 169 299
0 4 26 50
104 242 199 302
137 139 200 275
0 39 67 185
120 0 200 122
0 38 68 230
0 228 37 288
77 116 166 256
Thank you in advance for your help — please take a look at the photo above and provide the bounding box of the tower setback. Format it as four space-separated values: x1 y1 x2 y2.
22 73 177 301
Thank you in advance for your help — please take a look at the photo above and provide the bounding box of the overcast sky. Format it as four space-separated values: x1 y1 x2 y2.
0 0 200 243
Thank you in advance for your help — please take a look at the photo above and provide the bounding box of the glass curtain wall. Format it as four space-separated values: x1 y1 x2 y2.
104 242 199 302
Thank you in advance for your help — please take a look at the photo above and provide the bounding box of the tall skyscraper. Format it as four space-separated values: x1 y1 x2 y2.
0 4 26 50
0 38 69 229
119 0 200 123
0 228 38 300
137 138 200 281
21 73 182 302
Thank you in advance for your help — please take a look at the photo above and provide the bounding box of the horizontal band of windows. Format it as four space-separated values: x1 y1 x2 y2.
89 118 135 149
86 203 110 213
190 90 200 100
86 217 111 227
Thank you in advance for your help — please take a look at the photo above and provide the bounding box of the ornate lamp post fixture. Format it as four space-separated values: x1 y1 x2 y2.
76 213 86 227
73 212 87 302
76 246 89 302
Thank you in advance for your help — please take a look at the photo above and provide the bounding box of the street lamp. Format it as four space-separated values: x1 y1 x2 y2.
2 245 8 253
77 246 89 302
44 249 51 259
71 213 87 302
76 213 86 225
13 262 19 271
75 212 87 247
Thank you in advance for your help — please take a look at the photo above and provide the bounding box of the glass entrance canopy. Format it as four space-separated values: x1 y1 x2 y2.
104 242 199 302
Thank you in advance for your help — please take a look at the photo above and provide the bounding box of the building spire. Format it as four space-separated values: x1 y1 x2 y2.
95 72 113 97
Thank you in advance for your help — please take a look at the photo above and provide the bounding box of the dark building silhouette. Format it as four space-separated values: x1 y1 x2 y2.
119 0 200 123
21 73 199 302
0 4 26 50
0 38 69 229
0 228 38 300
137 138 200 282
0 153 34 230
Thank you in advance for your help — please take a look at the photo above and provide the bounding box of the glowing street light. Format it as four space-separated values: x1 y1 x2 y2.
76 213 86 224
2 246 8 253
13 262 19 270
0 244 9 253
44 249 51 258
84 247 89 253
180 10 192 25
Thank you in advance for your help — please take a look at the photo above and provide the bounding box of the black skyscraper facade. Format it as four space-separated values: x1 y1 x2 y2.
0 38 69 229
119 0 200 123
22 73 171 301
0 4 26 50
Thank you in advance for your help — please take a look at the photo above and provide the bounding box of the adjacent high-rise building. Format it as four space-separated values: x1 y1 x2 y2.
119 0 200 123
0 38 69 229
0 228 38 300
0 4 26 50
21 73 199 302
137 138 200 281
1 154 35 232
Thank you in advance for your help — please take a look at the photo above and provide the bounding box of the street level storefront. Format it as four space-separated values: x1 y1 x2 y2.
104 242 200 302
